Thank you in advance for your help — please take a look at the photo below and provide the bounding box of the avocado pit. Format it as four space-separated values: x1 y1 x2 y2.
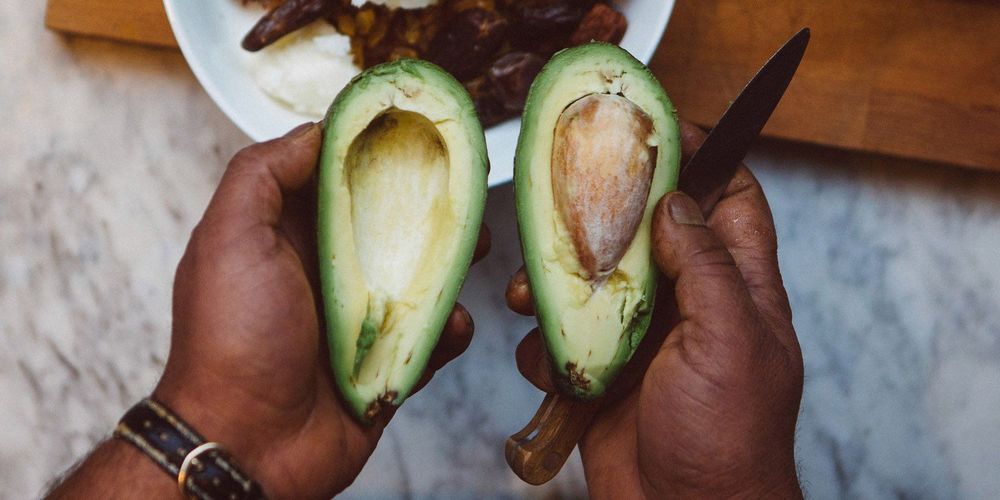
550 93 656 282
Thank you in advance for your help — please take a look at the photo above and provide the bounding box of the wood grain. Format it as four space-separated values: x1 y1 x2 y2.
651 0 1000 170
505 393 602 485
45 0 176 47
43 0 1000 170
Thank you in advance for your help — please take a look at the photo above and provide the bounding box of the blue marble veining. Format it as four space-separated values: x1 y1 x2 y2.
2 3 999 499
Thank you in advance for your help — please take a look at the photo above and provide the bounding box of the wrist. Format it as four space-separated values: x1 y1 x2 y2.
114 395 270 499
150 373 282 497
151 379 269 474
47 440 183 499
104 439 186 499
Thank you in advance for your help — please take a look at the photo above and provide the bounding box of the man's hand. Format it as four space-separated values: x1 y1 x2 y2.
156 122 490 498
506 122 803 499
49 122 489 500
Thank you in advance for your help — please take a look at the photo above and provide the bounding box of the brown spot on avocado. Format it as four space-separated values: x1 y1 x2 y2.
565 362 591 392
364 400 381 421
363 391 401 422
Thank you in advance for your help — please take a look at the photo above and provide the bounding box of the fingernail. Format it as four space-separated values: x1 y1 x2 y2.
285 122 316 138
668 193 706 226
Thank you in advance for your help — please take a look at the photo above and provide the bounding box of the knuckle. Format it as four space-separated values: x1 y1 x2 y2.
668 329 731 391
728 167 761 196
676 321 728 366
735 224 778 254
727 164 763 194
253 172 283 213
253 225 285 259
685 242 737 274
715 206 778 249
229 144 264 169
184 222 221 270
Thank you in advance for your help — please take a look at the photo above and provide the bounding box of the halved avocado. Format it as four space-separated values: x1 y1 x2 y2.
318 59 488 423
515 43 680 399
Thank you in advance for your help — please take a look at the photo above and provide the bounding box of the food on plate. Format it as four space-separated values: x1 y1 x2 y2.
241 0 628 124
514 42 679 399
249 22 357 115
317 59 487 423
242 0 339 51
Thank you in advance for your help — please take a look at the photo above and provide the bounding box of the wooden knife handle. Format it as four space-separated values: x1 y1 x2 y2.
505 393 602 485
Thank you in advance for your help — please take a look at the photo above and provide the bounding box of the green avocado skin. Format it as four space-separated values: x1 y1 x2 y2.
515 43 681 400
317 59 488 423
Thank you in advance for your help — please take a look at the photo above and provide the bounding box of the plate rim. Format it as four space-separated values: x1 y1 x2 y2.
163 0 675 185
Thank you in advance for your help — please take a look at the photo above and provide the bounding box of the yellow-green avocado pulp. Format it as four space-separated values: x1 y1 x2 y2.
515 43 681 399
318 59 487 423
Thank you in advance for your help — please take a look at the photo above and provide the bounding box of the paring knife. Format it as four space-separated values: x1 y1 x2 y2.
681 28 811 216
505 28 811 486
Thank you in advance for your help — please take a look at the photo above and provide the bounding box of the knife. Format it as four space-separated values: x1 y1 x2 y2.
505 28 811 486
681 27 810 215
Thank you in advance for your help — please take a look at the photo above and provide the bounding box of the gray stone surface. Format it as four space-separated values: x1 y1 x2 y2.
2 3 999 498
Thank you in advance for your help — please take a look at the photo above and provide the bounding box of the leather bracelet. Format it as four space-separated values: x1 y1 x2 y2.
114 398 267 500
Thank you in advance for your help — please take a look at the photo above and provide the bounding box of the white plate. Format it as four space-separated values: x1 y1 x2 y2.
163 0 675 186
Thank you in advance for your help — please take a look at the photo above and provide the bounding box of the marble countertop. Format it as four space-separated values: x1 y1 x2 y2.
3 3 999 499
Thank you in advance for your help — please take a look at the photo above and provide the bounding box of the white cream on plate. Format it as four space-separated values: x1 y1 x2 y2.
250 0 440 117
250 22 359 117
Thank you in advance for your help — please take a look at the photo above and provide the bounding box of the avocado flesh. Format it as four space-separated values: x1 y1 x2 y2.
515 43 680 399
319 59 487 423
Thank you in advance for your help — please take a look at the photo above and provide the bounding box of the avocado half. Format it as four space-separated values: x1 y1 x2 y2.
515 43 681 399
318 59 488 423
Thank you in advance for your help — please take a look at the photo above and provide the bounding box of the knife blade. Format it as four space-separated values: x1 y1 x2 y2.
679 27 810 216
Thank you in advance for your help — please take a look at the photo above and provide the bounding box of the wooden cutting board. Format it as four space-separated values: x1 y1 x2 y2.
652 0 1000 172
45 0 1000 170
45 0 176 48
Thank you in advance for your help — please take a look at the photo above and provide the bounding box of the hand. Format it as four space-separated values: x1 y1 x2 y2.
154 122 490 498
506 121 803 498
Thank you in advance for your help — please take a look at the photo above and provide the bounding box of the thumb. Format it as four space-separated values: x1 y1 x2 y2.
205 122 322 228
652 191 766 353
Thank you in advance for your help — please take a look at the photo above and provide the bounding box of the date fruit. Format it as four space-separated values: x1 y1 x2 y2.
570 3 628 46
242 0 338 51
488 52 547 112
465 76 509 127
426 8 509 81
